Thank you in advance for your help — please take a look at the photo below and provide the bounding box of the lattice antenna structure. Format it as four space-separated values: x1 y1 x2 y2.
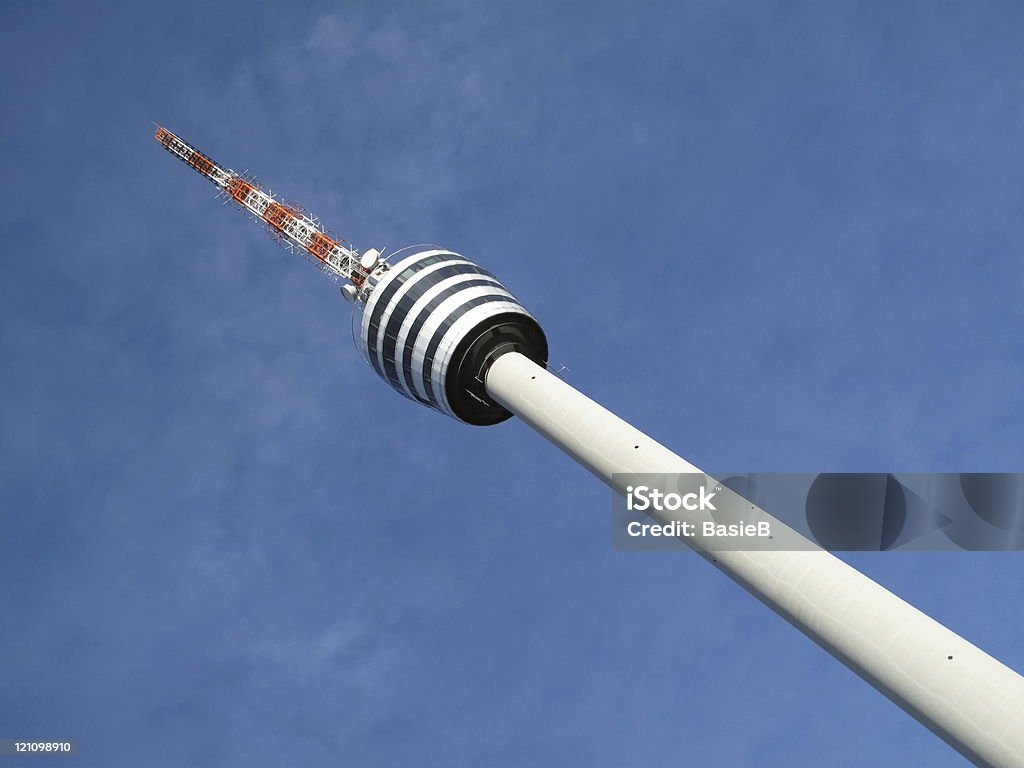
154 126 383 293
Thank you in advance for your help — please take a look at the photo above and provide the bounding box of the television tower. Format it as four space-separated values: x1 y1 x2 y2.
155 127 1024 767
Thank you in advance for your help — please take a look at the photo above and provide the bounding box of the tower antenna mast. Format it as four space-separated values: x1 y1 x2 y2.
155 126 381 296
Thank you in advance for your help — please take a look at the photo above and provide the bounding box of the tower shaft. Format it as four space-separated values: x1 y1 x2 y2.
485 351 1024 768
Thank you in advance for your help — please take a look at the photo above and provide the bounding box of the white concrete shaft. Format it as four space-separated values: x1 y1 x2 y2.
486 351 1024 768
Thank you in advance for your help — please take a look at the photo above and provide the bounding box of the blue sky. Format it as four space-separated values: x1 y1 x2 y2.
3 1 1024 765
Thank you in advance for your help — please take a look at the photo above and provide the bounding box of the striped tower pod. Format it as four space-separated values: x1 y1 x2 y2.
356 249 547 425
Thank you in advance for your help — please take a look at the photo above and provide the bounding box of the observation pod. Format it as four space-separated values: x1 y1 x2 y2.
353 247 547 425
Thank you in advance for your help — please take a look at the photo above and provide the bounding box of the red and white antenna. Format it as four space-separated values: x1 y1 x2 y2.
154 126 381 295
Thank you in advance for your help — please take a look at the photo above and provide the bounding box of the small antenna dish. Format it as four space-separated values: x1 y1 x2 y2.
359 248 380 270
341 284 359 303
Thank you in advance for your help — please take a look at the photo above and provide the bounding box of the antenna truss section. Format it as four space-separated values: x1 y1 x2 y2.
154 126 371 286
